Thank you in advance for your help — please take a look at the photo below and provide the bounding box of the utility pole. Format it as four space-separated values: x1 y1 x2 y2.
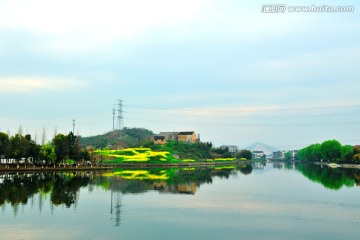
72 119 75 133
112 108 115 131
116 99 124 130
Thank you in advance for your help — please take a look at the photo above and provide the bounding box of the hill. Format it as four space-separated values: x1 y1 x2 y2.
80 127 154 149
246 142 278 156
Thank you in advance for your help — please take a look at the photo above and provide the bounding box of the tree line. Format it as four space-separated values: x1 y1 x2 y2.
296 140 360 164
0 131 89 165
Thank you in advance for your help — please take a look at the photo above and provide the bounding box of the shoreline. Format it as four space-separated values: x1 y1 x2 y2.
313 162 360 169
0 160 251 172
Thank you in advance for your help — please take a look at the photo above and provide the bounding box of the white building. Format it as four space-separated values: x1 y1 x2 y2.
220 145 238 153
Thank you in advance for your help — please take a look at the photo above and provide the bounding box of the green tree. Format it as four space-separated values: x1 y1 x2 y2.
311 144 322 162
0 132 11 163
320 140 342 162
353 146 360 163
40 143 56 165
67 132 81 163
341 145 354 163
24 134 40 164
236 150 252 160
284 151 292 161
10 134 28 163
53 134 69 164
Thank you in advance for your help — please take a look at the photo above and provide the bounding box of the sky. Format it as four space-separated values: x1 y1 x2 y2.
0 0 359 149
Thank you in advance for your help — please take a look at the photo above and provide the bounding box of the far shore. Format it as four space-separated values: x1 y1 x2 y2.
1 160 359 173
0 160 252 172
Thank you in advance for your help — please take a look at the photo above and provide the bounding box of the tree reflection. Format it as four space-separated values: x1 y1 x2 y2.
296 164 360 190
0 172 91 210
0 165 254 210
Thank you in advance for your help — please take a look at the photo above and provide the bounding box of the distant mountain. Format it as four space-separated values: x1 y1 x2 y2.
245 142 279 156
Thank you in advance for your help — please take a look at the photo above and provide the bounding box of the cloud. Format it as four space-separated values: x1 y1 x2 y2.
0 77 84 93
0 0 208 52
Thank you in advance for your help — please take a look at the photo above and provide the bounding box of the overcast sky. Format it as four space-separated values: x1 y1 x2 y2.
0 0 359 149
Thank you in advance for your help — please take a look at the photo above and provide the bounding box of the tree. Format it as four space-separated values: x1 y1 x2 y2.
341 145 354 163
310 144 322 162
10 134 28 162
53 134 69 164
320 140 342 162
353 146 360 163
0 132 11 163
67 132 81 163
236 150 252 160
40 143 55 165
26 134 41 164
284 151 292 161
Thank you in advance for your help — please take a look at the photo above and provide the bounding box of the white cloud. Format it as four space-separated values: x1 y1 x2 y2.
0 0 322 53
0 77 84 93
0 0 208 52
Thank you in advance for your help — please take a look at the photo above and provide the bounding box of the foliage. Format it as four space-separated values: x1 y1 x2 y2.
0 131 89 165
40 143 56 164
297 140 356 164
320 140 341 162
341 145 354 163
53 134 69 164
0 132 11 160
236 150 252 160
284 151 292 161
150 141 212 161
80 128 154 149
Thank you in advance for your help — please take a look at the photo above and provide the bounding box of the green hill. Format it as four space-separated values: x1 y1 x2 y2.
80 128 154 149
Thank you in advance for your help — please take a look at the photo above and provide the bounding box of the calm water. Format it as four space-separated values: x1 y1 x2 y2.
1 163 360 240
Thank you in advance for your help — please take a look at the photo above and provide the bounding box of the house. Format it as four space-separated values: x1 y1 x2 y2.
252 150 265 159
153 135 166 145
177 131 197 143
158 132 178 141
110 142 128 150
220 145 238 153
273 151 284 159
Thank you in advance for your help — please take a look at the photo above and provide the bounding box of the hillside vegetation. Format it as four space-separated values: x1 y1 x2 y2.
80 128 154 149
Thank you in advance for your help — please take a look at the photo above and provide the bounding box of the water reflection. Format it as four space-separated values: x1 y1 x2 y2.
1 162 359 215
296 163 360 190
0 165 251 211
269 161 360 190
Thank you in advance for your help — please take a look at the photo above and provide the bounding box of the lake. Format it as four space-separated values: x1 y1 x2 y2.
1 162 360 240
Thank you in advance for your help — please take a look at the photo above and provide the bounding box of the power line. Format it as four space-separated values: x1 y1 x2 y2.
124 116 360 127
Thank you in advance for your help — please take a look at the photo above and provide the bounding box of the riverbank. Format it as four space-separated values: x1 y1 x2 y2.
314 162 360 169
0 160 251 172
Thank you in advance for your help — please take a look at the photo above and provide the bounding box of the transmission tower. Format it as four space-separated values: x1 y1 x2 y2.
116 99 124 130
